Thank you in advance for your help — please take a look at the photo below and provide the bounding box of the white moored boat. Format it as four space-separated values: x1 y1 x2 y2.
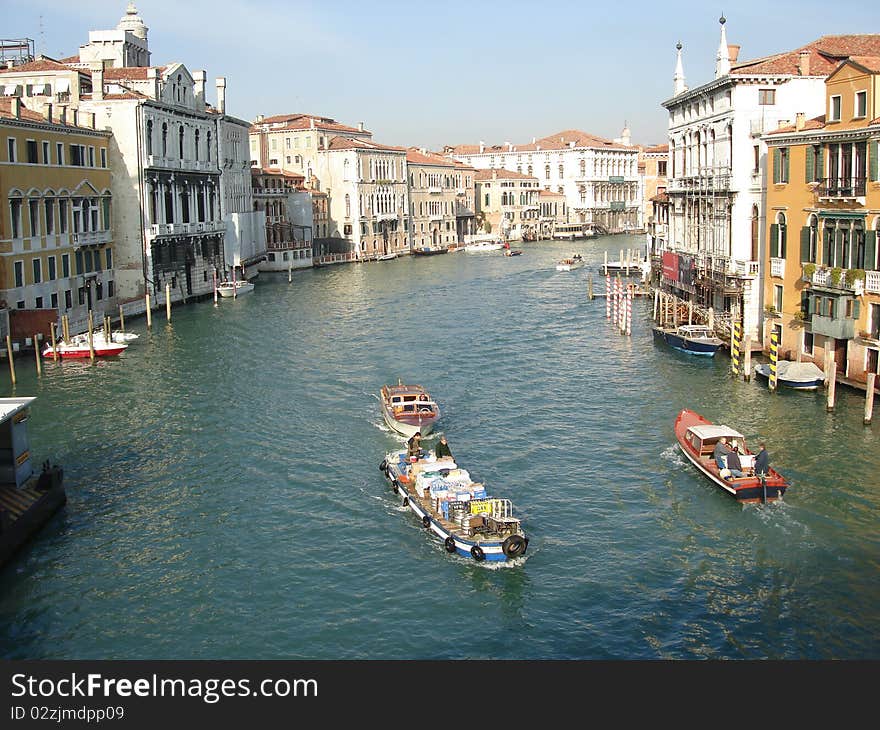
465 240 504 253
217 279 254 297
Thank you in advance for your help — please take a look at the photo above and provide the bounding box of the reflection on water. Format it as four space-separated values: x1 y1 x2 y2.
1 235 878 659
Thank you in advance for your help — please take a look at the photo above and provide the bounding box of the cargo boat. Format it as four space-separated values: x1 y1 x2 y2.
379 449 528 562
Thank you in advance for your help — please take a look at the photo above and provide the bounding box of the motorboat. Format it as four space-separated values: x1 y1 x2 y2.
652 324 724 356
412 246 448 256
377 252 398 261
503 249 523 257
555 255 584 271
380 382 440 438
42 338 128 359
217 279 255 297
379 448 528 562
675 409 789 503
754 361 825 390
464 240 505 253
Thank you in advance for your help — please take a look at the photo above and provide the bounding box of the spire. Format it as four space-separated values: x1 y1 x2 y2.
715 15 730 79
673 41 687 96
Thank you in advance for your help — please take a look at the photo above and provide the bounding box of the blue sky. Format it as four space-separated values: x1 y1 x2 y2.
5 1 880 149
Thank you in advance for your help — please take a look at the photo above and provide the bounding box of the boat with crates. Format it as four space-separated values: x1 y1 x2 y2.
379 446 528 562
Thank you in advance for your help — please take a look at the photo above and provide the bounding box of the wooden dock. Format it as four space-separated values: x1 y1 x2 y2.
0 467 65 567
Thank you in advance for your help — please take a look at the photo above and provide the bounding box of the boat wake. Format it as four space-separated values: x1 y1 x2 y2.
661 444 685 467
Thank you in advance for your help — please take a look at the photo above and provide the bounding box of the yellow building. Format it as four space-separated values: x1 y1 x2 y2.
764 57 880 385
474 169 540 240
0 97 114 341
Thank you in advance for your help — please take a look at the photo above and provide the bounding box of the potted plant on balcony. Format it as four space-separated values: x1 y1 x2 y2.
802 262 816 281
830 266 843 287
764 303 780 318
790 309 807 328
845 268 866 290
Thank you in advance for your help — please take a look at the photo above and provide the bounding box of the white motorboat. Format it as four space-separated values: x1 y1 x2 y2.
217 280 255 298
464 240 505 253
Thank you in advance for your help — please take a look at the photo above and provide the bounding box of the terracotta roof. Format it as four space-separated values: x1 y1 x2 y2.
326 135 404 152
845 55 880 74
474 168 539 181
767 114 826 135
251 113 367 135
871 116 880 125
59 55 80 64
730 34 880 76
0 97 104 128
406 147 455 166
0 58 76 74
251 167 304 180
650 192 669 203
447 128 632 155
102 67 152 80
538 189 565 197
642 143 669 153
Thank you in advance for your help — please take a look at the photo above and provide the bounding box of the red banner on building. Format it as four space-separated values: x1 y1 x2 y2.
662 252 679 281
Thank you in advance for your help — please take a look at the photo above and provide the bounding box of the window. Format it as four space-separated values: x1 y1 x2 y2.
146 119 153 155
48 256 56 280
62 254 70 278
658 160 667 176
35 296 43 309
32 258 42 284
44 199 54 235
42 140 50 164
13 261 24 287
29 199 40 236
56 142 63 165
107 281 114 298
106 248 112 271
64 290 71 309
758 89 776 105
58 199 67 233
100 148 107 168
830 95 842 122
771 212 787 258
51 292 58 309
10 199 22 238
69 144 85 166
774 284 783 313
26 139 38 163
773 147 789 184
855 91 867 119
753 145 760 173
7 137 16 162
88 146 95 167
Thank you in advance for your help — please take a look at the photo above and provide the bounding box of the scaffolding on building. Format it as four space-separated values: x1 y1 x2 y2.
0 39 35 67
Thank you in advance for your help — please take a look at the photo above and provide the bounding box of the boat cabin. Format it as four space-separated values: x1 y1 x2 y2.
683 423 748 459
383 385 437 416
676 324 716 339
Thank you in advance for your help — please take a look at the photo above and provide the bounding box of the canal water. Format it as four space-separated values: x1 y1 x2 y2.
1 234 878 660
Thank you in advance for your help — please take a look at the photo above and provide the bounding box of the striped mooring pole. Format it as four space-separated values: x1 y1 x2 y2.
605 275 611 319
731 322 742 376
769 329 779 391
625 287 632 336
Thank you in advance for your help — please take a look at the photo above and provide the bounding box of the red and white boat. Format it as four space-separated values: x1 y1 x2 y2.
674 409 789 503
42 337 128 359
380 381 440 438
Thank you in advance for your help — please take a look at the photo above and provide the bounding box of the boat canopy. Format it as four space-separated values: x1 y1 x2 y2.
677 325 714 336
687 424 744 441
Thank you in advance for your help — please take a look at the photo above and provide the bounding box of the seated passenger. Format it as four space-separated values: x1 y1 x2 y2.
726 440 746 479
712 437 730 470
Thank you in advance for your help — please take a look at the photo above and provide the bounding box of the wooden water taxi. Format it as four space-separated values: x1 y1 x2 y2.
218 279 255 297
556 255 584 271
379 449 528 562
0 397 65 567
412 246 448 256
675 409 789 503
380 382 440 438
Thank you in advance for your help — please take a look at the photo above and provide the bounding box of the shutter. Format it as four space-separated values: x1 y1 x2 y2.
853 299 860 319
802 292 811 316
773 148 781 184
817 147 824 182
770 224 779 257
805 147 814 183
781 224 787 258
871 140 879 182
800 227 811 262
866 231 877 271
784 147 790 183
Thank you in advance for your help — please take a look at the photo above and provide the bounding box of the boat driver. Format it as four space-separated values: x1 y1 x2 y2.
407 432 423 460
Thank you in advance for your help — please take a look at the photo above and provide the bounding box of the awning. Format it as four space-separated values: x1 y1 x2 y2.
818 210 866 219
3 85 20 96
56 78 71 93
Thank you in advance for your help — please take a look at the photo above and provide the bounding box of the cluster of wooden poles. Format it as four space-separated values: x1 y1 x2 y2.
605 274 633 336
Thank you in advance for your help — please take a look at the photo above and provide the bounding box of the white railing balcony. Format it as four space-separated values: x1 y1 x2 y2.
428 186 443 195
72 230 112 247
866 270 880 294
147 155 179 169
729 259 760 277
770 257 785 278
812 268 830 287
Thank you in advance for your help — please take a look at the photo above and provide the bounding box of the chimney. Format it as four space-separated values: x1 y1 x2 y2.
798 50 810 76
532 137 536 144
795 112 805 131
192 70 206 107
90 62 104 101
45 103 53 123
728 44 740 63
358 121 364 132
72 109 79 126
60 106 67 125
13 97 21 119
479 141 485 153
215 76 226 114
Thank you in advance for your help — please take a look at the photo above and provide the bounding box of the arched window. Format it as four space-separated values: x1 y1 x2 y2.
146 119 153 156
806 214 818 264
772 212 787 258
206 131 212 161
179 126 185 158
194 130 200 161
161 123 168 156
751 205 760 262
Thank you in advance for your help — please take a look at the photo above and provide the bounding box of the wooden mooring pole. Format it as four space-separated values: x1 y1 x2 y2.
119 305 125 334
743 336 752 382
49 326 58 362
587 274 593 300
824 348 836 411
768 330 778 390
34 334 41 376
62 314 70 343
865 373 876 425
731 322 742 376
87 310 95 361
165 283 172 322
145 293 152 328
6 335 15 385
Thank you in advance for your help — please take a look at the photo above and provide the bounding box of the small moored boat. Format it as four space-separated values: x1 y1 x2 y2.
43 338 128 359
377 252 398 261
555 254 584 271
754 361 825 390
412 246 448 256
503 249 523 256
380 382 440 437
379 448 528 562
652 324 724 356
675 409 789 503
465 240 504 253
218 279 255 297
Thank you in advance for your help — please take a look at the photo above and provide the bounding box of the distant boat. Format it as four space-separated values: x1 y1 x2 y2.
412 246 448 256
218 279 254 297
465 240 505 253
377 252 398 261
556 254 584 271
652 324 724 356
754 361 825 390
552 223 593 240
43 339 128 359
504 249 523 256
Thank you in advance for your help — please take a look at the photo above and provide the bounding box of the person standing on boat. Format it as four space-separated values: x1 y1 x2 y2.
726 440 746 478
754 443 769 477
407 431 423 459
712 437 730 469
435 435 453 459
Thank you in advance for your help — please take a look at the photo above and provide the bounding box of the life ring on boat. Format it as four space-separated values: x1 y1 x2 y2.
422 515 431 529
470 545 485 562
502 535 527 558
379 459 387 472
444 536 456 553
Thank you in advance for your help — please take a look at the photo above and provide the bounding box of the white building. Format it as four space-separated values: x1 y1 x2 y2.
659 18 876 340
444 127 641 233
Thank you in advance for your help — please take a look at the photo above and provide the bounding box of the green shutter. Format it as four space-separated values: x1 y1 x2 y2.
783 147 790 183
770 224 779 257
817 147 824 182
781 224 787 258
871 140 879 182
773 148 781 184
853 299 861 319
805 147 814 183
800 227 811 262
866 231 877 270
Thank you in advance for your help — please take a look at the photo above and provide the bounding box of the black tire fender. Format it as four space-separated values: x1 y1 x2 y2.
422 515 431 529
444 536 456 553
401 496 408 507
471 545 485 562
501 535 527 558
378 460 387 472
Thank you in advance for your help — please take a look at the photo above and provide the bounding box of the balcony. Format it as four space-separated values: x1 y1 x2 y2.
428 186 443 195
770 257 785 278
804 265 868 293
72 230 112 247
811 314 855 340
817 177 866 199
866 270 880 294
